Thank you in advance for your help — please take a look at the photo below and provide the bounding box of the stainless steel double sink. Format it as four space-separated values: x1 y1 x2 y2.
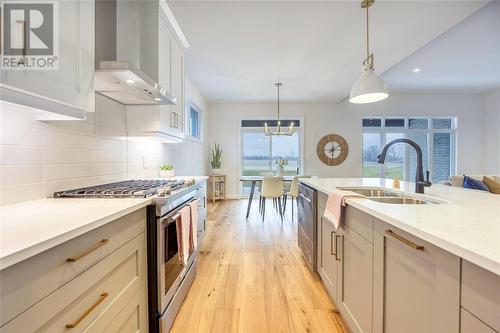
338 187 441 205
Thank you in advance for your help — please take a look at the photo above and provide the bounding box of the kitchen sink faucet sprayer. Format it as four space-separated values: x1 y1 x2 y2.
377 138 432 194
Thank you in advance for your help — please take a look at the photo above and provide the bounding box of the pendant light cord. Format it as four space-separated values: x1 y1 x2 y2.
276 83 281 131
277 84 280 121
366 3 370 60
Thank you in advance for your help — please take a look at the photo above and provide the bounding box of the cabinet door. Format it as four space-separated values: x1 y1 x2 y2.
319 217 339 303
373 222 460 333
170 39 184 134
87 287 149 333
338 224 373 333
0 0 94 113
158 15 172 93
461 308 496 333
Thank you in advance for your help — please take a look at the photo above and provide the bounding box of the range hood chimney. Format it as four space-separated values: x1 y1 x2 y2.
94 0 176 105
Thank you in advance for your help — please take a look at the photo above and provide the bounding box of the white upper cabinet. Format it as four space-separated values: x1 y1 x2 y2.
158 17 172 93
0 0 94 120
170 36 185 136
125 0 186 141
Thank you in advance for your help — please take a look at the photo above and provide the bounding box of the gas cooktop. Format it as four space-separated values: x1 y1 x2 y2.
53 179 186 198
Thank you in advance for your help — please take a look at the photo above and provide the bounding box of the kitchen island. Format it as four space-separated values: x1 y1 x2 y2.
299 178 500 333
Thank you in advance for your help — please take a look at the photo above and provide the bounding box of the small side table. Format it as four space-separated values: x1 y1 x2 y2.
208 175 226 203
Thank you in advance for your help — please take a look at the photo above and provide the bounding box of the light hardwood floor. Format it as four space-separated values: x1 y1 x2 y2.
170 199 346 333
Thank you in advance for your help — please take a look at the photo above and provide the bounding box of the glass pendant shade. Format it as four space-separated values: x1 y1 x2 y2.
349 67 388 104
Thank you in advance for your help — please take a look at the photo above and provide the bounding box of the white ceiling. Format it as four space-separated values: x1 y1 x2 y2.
168 0 489 103
382 0 500 94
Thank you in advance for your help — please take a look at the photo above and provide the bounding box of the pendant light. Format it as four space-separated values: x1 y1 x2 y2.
264 83 294 136
349 0 389 104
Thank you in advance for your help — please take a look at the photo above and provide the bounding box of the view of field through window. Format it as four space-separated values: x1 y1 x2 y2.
362 118 454 182
241 131 300 195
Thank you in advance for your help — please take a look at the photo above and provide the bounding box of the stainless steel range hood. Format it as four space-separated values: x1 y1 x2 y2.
94 0 176 105
95 61 176 105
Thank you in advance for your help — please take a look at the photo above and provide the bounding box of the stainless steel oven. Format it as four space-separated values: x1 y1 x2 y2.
147 188 198 333
297 183 317 272
158 197 196 312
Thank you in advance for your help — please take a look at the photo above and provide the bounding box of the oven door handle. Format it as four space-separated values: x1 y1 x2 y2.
162 198 197 225
165 212 181 225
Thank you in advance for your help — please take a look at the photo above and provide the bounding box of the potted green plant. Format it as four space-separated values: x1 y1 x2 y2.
159 164 175 178
210 143 222 174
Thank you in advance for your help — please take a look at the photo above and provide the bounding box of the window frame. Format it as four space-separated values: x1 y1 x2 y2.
185 99 203 142
362 117 457 182
238 117 305 197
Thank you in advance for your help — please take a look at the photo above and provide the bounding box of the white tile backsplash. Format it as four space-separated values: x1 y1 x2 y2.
0 183 44 205
0 146 43 166
0 95 163 205
0 126 43 146
0 165 43 186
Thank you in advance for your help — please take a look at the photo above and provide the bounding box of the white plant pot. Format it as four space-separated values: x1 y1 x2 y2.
159 169 175 178
211 168 221 175
276 165 285 176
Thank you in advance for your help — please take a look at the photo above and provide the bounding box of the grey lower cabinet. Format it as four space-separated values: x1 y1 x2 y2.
316 203 463 333
372 220 460 333
318 216 340 304
461 308 497 333
461 260 500 332
337 222 373 333
317 204 374 333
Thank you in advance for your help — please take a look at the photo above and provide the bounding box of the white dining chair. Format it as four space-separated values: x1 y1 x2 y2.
259 176 284 221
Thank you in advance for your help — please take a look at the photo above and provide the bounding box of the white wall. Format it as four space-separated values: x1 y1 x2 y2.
482 89 500 173
0 95 163 205
208 93 485 198
163 78 209 176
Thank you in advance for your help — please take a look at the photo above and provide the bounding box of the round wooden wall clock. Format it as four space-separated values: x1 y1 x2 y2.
317 134 349 166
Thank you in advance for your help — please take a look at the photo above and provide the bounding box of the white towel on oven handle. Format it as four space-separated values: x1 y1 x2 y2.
188 199 199 251
176 205 191 266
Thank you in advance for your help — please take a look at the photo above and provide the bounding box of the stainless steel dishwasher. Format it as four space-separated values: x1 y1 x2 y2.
297 182 317 272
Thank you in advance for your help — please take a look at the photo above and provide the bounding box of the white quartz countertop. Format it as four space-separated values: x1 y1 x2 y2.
0 176 209 270
300 178 500 276
0 198 152 270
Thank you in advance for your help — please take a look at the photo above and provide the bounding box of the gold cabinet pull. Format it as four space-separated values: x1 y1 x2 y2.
330 231 336 256
66 239 109 262
385 230 424 251
66 292 109 328
335 235 341 261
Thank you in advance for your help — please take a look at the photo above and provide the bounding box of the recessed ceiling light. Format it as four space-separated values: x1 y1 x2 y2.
412 68 421 73
154 98 162 101
126 79 135 83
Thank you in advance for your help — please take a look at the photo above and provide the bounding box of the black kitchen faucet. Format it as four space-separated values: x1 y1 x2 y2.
377 138 432 194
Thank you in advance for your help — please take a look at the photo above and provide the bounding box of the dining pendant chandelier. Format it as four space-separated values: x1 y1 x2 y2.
264 83 294 136
349 0 389 104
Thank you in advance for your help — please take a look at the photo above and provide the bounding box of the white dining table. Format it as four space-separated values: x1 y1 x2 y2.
240 176 295 218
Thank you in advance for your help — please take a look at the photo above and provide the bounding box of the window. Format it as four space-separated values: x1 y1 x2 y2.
240 119 302 195
186 102 201 140
362 117 456 183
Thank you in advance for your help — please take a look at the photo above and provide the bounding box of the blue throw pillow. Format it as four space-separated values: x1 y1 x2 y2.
463 175 489 191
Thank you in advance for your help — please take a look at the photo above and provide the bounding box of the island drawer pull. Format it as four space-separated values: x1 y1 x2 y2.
66 292 109 328
385 230 424 251
335 235 342 261
66 239 110 262
330 231 336 256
